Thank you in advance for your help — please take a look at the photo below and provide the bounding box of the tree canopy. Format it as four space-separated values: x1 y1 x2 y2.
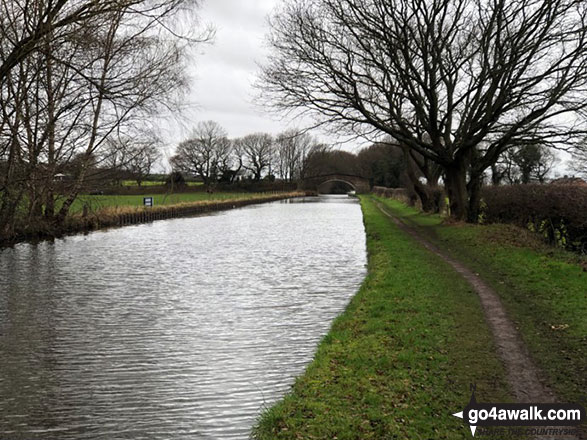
261 0 587 220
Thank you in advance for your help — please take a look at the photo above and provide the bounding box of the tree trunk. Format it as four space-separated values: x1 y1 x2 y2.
413 183 433 211
404 148 443 213
28 192 43 220
44 33 56 221
444 159 468 221
467 172 483 223
0 118 22 236
55 169 87 225
490 164 501 185
44 189 55 219
429 185 443 214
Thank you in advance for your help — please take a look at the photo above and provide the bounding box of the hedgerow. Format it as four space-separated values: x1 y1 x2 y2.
481 184 587 253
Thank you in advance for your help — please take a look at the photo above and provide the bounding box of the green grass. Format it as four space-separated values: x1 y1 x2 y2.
121 180 203 187
253 196 513 440
62 192 265 214
121 180 165 186
375 197 586 403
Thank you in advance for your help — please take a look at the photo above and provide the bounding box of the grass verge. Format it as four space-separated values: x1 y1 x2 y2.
2 192 304 247
120 180 203 187
252 196 513 440
375 197 586 404
63 192 270 214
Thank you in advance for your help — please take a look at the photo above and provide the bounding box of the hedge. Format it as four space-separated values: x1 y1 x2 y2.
481 184 587 253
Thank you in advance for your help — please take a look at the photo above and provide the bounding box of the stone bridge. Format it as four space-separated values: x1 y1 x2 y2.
300 173 371 193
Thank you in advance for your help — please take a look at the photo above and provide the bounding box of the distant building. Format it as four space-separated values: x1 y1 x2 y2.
550 175 587 186
54 173 67 182
234 169 248 182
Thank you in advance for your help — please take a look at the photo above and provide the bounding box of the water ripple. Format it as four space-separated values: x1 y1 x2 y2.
0 195 366 439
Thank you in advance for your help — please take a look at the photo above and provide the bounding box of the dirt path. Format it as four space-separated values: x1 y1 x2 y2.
374 201 581 440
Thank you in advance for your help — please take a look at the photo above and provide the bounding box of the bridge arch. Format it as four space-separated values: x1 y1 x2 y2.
300 173 370 194
317 179 356 193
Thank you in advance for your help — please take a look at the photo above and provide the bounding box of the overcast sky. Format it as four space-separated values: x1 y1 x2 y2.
156 0 369 168
160 0 573 176
188 0 279 136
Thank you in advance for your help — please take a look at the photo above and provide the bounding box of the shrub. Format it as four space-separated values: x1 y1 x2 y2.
372 186 413 205
425 185 445 214
481 184 587 253
165 171 186 189
373 185 445 213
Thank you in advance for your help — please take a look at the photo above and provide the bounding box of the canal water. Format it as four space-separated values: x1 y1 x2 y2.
0 195 367 439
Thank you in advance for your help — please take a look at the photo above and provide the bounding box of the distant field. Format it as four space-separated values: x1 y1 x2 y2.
64 192 258 214
121 180 203 187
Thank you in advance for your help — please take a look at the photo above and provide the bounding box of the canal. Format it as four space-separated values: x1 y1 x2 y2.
0 195 367 439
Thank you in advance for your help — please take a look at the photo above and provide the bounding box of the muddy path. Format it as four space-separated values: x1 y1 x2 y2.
374 201 582 440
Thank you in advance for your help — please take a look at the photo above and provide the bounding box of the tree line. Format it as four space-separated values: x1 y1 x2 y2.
272 137 559 200
3 0 587 240
260 0 587 221
0 0 209 236
170 121 329 186
169 121 426 193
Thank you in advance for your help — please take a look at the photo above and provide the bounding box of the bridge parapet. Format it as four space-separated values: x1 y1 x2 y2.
300 173 370 193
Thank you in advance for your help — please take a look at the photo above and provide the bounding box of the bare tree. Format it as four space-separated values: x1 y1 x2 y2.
102 134 163 187
0 0 206 83
493 144 557 184
213 137 236 183
219 139 243 183
275 130 302 182
101 137 132 185
274 129 323 181
125 140 162 186
55 8 194 222
358 142 406 188
378 137 443 212
236 133 274 181
570 144 587 178
261 0 587 221
303 149 359 177
171 121 232 185
0 0 209 236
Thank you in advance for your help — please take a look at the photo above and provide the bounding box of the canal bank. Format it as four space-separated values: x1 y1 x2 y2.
252 196 514 439
0 191 306 248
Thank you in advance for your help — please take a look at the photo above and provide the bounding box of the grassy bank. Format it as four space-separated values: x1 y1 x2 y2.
120 180 203 187
253 196 513 439
375 197 586 404
2 192 304 247
64 192 261 214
